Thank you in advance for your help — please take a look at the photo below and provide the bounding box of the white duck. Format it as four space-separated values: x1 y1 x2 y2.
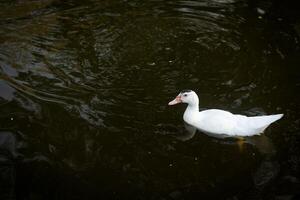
168 90 283 137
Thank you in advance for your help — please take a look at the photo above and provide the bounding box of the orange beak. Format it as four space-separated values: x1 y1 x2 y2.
168 95 182 105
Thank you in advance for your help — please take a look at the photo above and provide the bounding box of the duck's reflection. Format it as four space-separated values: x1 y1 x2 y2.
178 122 276 155
178 122 279 188
174 123 197 141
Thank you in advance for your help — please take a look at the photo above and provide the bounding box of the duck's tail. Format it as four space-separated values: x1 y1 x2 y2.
249 114 284 133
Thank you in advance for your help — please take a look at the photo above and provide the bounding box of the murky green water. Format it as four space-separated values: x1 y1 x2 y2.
1 0 300 199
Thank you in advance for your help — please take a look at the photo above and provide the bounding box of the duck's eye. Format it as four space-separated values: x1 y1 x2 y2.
183 94 188 97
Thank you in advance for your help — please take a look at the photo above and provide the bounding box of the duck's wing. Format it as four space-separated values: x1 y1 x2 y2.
195 109 237 135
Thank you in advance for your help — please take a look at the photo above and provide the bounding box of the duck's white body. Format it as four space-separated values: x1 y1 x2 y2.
184 107 283 136
169 90 283 137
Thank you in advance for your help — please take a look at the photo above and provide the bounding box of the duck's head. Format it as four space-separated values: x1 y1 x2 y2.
168 90 199 107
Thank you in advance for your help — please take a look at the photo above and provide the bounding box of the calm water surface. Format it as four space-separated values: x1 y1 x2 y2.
1 0 300 199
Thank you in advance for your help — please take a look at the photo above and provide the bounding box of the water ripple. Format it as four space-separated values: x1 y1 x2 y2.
1 0 299 199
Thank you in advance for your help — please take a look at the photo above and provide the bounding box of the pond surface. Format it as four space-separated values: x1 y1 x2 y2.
1 0 300 199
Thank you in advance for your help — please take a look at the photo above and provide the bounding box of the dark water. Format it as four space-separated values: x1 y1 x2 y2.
1 0 300 199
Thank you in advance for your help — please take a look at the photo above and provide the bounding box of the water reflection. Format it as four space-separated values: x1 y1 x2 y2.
176 122 197 141
179 122 279 191
180 122 276 155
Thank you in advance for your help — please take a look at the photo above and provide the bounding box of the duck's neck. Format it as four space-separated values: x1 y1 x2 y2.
183 103 199 124
186 103 199 113
183 95 200 124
